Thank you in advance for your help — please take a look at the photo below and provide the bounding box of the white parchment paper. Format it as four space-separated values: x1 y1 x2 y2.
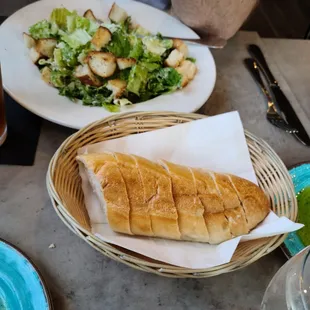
78 111 302 268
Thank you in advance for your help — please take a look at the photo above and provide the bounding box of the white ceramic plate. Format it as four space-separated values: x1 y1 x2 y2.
0 0 216 129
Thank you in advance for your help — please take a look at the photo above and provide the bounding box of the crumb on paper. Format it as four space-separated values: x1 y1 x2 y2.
48 243 56 249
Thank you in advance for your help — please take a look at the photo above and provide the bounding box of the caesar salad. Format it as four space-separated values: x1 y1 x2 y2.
23 3 197 112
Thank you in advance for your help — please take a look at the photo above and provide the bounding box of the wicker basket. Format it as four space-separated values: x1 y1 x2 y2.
47 111 297 278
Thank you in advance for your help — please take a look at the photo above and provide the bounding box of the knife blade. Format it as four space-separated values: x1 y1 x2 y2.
248 44 310 146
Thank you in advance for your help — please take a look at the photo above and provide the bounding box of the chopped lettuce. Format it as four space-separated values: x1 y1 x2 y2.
142 51 162 64
50 8 73 29
54 42 93 68
127 64 148 95
58 80 116 109
146 67 181 96
128 36 143 60
142 36 173 56
102 104 120 112
101 22 121 33
119 68 131 82
53 48 64 68
67 13 98 34
50 8 98 35
140 62 160 72
50 69 72 87
29 20 57 39
122 17 131 33
61 29 91 49
59 43 78 67
106 28 131 57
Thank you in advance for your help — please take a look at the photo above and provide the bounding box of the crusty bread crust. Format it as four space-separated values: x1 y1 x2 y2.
77 153 270 244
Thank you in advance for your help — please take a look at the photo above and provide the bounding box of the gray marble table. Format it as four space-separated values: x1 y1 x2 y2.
0 31 309 310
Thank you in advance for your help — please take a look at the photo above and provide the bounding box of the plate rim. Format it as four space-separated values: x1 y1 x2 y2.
0 0 215 129
0 238 53 310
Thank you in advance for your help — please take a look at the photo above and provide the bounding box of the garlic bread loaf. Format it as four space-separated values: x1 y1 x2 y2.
77 152 270 244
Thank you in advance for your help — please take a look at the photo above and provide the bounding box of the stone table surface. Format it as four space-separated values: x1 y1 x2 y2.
1 31 309 310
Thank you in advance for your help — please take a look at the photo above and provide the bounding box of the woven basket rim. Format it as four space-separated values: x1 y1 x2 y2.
46 111 296 277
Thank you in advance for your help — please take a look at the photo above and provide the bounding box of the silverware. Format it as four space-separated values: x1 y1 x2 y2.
163 36 227 49
248 44 310 146
244 58 298 134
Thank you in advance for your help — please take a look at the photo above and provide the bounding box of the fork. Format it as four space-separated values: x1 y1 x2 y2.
266 100 298 133
244 58 298 134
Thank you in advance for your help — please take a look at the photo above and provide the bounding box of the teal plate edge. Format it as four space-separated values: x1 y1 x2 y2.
283 162 310 258
0 238 53 310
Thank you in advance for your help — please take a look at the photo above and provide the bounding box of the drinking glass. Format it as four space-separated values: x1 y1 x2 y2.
261 246 310 310
0 64 7 146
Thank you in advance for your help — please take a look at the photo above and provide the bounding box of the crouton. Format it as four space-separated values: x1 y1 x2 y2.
176 60 197 87
164 49 184 68
107 79 127 98
91 27 112 51
88 52 116 78
74 64 102 87
116 57 136 70
29 47 42 64
108 3 128 23
41 66 52 85
173 39 189 58
36 39 57 58
181 60 197 80
83 9 97 22
23 32 36 49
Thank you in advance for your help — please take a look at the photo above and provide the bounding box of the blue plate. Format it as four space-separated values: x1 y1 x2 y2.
283 163 310 258
0 239 52 310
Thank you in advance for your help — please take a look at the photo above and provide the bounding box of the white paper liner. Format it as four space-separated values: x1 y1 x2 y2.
78 111 302 268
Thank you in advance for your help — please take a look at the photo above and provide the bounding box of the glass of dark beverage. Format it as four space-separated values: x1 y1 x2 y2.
0 64 7 146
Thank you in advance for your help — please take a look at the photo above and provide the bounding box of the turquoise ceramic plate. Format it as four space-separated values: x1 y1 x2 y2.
0 239 52 310
283 163 310 258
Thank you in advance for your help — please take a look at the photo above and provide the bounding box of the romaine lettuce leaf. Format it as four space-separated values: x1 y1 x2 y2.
127 64 148 95
142 51 162 64
128 36 143 60
29 20 57 39
146 67 181 95
102 104 120 112
61 29 91 49
119 68 131 82
106 29 131 57
67 13 98 35
142 36 173 56
50 69 72 87
121 17 131 33
50 8 73 29
53 48 64 68
59 80 116 109
59 43 78 67
101 22 121 33
140 62 160 72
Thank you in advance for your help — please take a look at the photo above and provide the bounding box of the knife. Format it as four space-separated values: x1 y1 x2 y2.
248 44 310 146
